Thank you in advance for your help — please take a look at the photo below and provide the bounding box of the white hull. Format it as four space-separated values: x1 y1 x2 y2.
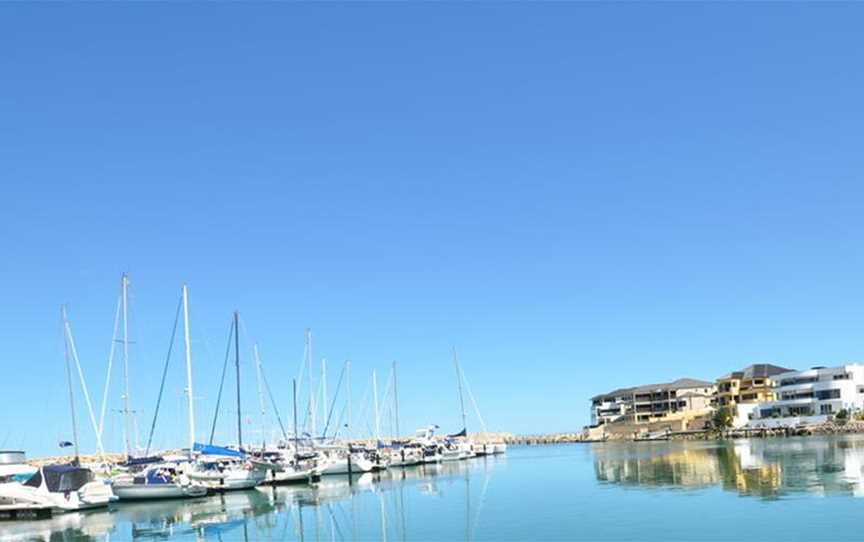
493 443 507 454
263 468 313 484
188 470 265 491
314 455 374 476
440 451 471 462
0 480 115 514
113 483 207 500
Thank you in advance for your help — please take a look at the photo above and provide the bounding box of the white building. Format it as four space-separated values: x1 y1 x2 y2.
749 364 864 426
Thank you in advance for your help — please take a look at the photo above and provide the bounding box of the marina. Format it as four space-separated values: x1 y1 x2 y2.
0 274 508 526
7 439 864 540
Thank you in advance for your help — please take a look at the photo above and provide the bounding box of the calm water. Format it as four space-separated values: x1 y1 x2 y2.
8 436 864 541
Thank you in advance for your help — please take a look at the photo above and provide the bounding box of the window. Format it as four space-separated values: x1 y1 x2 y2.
821 404 834 415
815 389 841 400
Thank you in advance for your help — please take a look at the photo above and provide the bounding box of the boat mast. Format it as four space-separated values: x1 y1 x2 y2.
392 361 400 439
306 329 315 440
234 311 243 449
121 273 132 458
182 284 196 457
321 358 327 441
254 343 267 449
454 348 468 434
292 378 300 460
346 360 352 440
62 305 81 463
373 369 380 444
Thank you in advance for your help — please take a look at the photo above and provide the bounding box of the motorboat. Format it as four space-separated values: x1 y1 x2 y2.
493 442 507 454
0 451 37 485
0 464 116 515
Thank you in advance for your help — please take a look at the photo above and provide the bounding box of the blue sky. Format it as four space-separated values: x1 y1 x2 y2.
2 4 864 456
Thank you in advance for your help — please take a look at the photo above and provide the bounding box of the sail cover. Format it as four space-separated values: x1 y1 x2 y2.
193 442 245 458
448 428 467 438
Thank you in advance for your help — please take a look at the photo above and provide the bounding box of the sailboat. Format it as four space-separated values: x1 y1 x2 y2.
0 307 116 515
253 379 317 484
112 281 207 500
188 311 266 491
441 349 474 461
382 362 423 468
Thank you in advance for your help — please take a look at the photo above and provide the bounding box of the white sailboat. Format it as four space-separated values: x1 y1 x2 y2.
253 379 317 484
188 311 266 491
112 282 207 500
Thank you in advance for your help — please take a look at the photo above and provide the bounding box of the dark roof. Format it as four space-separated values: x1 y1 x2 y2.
718 363 795 381
592 378 712 401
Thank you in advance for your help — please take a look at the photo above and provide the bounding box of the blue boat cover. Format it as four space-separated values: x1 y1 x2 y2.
125 455 163 467
146 470 171 485
193 442 244 458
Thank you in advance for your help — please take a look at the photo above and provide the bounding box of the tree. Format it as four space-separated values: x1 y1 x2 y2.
835 408 849 425
712 406 734 432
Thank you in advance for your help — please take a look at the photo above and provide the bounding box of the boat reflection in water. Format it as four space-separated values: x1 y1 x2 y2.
2 454 506 541
592 435 864 500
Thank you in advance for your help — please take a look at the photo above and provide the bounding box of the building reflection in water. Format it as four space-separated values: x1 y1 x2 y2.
1 455 505 542
592 436 864 500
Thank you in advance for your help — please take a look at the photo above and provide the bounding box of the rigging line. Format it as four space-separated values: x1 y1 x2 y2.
208 318 236 445
143 293 183 456
321 361 347 439
330 400 349 440
376 367 395 429
64 309 107 460
260 365 289 440
459 364 488 434
98 294 122 440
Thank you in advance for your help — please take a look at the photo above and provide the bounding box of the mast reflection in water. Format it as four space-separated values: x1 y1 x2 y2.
2 456 504 542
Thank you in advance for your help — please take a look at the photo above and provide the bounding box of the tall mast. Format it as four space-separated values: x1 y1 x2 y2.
182 285 196 456
393 361 400 439
307 329 315 439
346 360 352 440
454 348 467 433
254 344 267 448
372 369 380 444
234 311 243 449
321 358 327 440
121 273 132 457
62 305 81 463
292 379 299 460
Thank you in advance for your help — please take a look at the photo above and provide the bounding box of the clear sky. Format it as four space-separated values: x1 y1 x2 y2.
2 4 864 457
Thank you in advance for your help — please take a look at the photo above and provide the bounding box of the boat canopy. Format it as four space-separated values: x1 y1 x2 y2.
194 442 244 458
32 465 94 492
125 455 164 467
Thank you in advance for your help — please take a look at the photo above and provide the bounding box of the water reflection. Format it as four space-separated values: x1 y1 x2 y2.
593 435 864 500
3 455 505 542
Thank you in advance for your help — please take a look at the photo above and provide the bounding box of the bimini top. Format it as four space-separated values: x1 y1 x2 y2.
24 464 94 492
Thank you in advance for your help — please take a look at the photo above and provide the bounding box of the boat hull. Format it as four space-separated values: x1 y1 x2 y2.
113 483 207 500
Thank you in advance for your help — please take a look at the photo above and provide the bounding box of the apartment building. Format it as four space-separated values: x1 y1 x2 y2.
715 364 794 407
751 364 864 423
590 378 715 426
